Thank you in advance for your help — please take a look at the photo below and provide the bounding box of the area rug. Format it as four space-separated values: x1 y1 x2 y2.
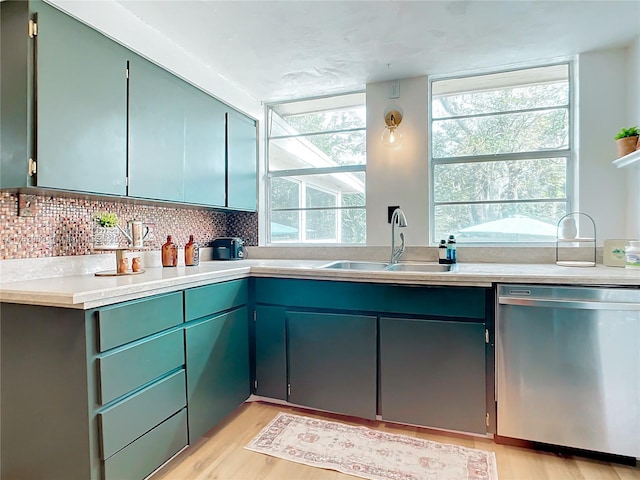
245 412 498 480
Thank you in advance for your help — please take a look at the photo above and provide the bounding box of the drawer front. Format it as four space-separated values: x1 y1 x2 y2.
99 369 186 460
98 329 184 405
97 292 183 351
184 278 248 321
103 408 188 480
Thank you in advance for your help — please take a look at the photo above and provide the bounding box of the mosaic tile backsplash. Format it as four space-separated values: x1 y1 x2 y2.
0 192 258 260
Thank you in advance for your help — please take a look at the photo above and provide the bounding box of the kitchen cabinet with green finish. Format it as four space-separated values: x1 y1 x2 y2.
185 308 250 441
128 54 186 202
254 305 287 400
1 0 128 194
380 317 488 434
253 277 493 433
183 86 226 207
1 291 187 480
226 109 258 211
288 311 377 419
183 279 250 441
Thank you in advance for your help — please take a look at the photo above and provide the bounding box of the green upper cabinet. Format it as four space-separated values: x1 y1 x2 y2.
128 55 186 202
1 1 257 210
226 110 257 211
183 86 226 207
1 0 128 194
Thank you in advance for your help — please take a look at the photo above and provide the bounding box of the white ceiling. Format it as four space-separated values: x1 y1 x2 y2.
93 1 640 102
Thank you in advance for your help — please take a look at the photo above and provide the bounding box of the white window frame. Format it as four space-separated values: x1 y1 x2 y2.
428 61 575 245
265 92 367 245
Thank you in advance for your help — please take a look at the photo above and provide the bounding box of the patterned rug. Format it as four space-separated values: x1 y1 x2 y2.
245 412 498 480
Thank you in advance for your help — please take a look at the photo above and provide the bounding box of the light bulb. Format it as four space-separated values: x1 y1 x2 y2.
381 126 403 147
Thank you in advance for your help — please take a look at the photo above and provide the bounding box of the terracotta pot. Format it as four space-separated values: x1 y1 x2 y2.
616 136 639 158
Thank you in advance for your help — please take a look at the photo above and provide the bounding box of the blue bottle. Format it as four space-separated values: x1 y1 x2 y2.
447 235 457 263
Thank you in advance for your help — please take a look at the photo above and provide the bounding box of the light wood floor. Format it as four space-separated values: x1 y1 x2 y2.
150 401 640 480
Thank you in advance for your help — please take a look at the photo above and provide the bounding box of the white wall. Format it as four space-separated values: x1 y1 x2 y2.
625 36 640 239
366 77 429 246
577 49 629 242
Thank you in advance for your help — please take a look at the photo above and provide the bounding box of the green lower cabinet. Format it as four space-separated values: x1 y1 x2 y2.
254 305 287 400
287 311 377 419
185 307 250 441
103 409 188 480
380 317 487 433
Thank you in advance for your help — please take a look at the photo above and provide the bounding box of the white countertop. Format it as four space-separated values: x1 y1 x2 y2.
1 259 639 309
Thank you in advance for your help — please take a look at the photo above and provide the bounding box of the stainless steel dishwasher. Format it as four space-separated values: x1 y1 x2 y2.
497 284 640 458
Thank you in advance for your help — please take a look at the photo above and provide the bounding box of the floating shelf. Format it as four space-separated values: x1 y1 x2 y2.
612 149 640 168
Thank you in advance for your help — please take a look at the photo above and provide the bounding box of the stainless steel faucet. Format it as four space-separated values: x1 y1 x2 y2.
390 208 408 264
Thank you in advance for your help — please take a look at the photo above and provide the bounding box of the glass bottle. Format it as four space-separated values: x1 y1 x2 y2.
185 235 199 266
438 239 447 264
162 235 178 267
447 234 457 263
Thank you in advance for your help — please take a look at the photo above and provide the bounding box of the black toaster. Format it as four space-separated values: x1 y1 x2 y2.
212 237 245 260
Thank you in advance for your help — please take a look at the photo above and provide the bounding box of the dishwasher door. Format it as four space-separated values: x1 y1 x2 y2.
497 284 640 457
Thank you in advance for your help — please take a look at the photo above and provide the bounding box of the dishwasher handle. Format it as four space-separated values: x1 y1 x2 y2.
498 296 640 311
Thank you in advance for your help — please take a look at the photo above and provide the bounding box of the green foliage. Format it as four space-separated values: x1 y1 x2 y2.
94 212 119 227
614 126 639 140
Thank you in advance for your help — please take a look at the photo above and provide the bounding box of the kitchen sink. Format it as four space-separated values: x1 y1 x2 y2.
319 261 390 271
318 261 452 272
385 263 452 272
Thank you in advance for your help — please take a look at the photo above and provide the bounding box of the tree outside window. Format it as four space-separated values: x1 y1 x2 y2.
431 64 572 244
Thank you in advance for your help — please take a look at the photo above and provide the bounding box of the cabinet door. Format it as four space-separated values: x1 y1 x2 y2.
226 110 257 211
380 317 487 433
36 1 127 195
183 85 226 206
288 311 377 419
254 305 287 400
128 55 185 202
185 307 250 441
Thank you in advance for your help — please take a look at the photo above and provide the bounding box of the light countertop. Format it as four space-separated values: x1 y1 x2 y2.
1 259 639 309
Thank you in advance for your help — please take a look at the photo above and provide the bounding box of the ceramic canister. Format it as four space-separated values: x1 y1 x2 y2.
625 241 640 269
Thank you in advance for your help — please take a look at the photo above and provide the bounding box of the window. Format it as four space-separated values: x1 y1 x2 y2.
430 63 572 244
266 93 366 244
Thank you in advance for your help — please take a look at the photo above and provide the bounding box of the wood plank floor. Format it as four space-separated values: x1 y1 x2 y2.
150 401 640 480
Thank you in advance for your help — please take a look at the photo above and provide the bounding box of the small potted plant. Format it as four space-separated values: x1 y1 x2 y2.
614 126 639 158
93 212 121 248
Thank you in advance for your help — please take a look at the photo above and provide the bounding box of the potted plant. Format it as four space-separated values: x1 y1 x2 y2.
614 126 639 158
93 212 121 248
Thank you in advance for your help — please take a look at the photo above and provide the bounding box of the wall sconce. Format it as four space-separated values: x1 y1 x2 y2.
381 110 403 147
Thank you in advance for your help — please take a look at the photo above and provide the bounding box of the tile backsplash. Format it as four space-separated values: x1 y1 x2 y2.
0 192 258 260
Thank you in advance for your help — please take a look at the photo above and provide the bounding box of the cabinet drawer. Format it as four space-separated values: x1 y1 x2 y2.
99 369 186 460
97 292 183 351
184 278 248 321
98 329 184 405
103 408 188 480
